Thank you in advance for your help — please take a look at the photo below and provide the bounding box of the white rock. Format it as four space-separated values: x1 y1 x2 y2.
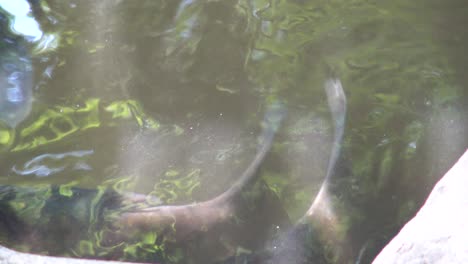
373 149 468 264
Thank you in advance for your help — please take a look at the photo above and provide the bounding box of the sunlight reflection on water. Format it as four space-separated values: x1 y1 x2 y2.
12 149 94 177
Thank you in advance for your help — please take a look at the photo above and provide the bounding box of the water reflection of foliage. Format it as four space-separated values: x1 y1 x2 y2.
3 99 161 152
151 168 201 204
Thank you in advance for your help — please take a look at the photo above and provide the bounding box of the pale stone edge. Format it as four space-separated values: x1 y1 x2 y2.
0 245 144 264
373 148 468 264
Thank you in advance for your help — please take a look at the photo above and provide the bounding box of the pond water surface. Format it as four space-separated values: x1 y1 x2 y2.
0 1 467 263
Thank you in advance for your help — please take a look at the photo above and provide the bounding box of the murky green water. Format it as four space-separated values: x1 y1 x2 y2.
0 0 467 263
